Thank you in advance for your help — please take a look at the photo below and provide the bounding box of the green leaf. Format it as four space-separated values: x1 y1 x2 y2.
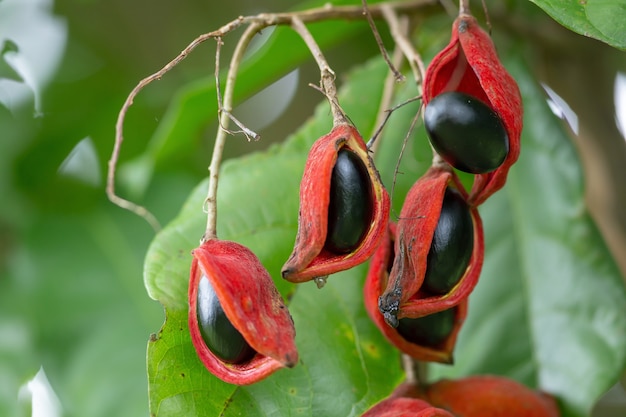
528 0 626 50
144 58 407 416
429 48 626 416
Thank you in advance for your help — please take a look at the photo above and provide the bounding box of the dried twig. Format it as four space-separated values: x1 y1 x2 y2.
362 0 405 83
107 0 440 231
203 22 264 241
291 16 346 126
380 5 426 86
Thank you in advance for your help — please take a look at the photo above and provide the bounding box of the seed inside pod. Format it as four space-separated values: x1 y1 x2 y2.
325 149 373 253
422 187 474 295
424 91 509 174
196 275 256 364
396 308 456 348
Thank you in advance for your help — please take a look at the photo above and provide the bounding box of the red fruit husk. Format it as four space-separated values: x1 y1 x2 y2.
423 14 523 206
364 221 468 364
378 166 484 326
361 382 455 417
189 239 298 385
423 375 561 417
282 124 390 283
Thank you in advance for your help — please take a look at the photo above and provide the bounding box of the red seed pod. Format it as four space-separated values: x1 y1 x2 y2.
189 239 298 385
282 124 390 284
377 166 484 336
423 375 561 417
423 13 523 206
361 382 455 417
364 221 468 364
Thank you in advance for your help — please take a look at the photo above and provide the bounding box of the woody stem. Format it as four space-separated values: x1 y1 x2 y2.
290 16 348 127
203 23 263 241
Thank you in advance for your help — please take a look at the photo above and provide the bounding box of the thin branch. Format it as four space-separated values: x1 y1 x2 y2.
368 44 406 154
381 5 426 87
459 0 470 15
362 0 405 83
291 16 347 126
204 22 265 241
107 0 440 230
390 104 422 219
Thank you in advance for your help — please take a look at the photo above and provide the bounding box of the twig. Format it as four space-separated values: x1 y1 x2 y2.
380 5 426 86
362 0 405 83
459 0 470 15
215 37 260 142
368 44 406 154
291 16 347 126
203 23 264 241
390 104 423 219
107 0 440 230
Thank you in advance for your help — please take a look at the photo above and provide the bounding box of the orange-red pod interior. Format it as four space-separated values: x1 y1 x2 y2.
282 124 390 283
189 239 298 385
423 14 523 206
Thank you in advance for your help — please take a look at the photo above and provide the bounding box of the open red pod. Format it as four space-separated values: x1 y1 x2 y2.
423 13 523 206
282 124 390 285
189 239 298 385
364 222 468 364
377 166 483 333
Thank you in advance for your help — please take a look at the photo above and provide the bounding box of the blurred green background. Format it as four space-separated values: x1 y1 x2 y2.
1 0 625 416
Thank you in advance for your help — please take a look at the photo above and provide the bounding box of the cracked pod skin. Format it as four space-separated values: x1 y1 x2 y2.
282 124 390 283
377 166 484 332
189 239 298 385
364 222 468 363
423 14 523 206
361 382 454 417
423 375 561 417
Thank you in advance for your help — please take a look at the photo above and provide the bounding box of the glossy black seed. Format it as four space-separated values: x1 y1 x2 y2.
422 188 473 295
397 308 456 347
424 91 509 174
196 275 256 364
325 149 373 254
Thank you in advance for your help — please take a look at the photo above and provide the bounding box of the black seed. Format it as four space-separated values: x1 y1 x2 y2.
196 275 256 364
396 308 456 347
424 91 509 174
325 149 373 253
422 188 473 295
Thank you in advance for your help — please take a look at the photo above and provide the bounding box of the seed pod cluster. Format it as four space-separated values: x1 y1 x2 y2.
186 5 524 398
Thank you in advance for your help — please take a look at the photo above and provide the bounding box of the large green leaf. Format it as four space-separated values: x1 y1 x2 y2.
528 0 626 50
429 49 626 416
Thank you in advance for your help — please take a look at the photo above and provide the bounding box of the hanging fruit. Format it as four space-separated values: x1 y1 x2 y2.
376 166 483 333
282 124 390 285
422 13 523 205
364 221 468 364
189 239 298 385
